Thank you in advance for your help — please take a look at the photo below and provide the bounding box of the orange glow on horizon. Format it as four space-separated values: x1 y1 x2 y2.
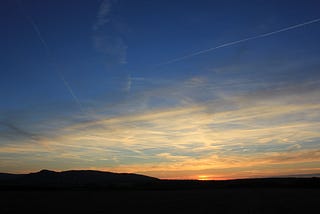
196 175 234 180
197 175 211 180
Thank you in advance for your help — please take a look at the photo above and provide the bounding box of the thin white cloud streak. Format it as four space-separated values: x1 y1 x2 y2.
93 0 112 31
124 75 147 92
160 18 320 65
124 75 132 92
92 0 127 64
58 73 84 111
25 15 50 52
15 0 84 112
15 0 50 52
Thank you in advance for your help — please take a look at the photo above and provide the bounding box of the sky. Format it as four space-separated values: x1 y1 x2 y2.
0 0 320 180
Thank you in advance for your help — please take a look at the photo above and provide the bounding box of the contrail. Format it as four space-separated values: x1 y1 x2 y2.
24 15 50 53
160 18 320 65
15 0 84 112
58 72 84 110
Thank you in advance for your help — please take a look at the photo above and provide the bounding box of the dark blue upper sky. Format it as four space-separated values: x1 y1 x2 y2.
1 0 320 178
1 0 319 110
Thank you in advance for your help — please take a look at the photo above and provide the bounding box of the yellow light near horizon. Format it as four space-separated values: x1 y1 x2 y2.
198 175 210 181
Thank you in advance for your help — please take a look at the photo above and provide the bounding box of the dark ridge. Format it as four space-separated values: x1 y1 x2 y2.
0 172 23 181
0 169 159 190
38 169 56 174
0 170 319 190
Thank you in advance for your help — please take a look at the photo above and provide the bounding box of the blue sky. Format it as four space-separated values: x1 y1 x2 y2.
0 0 320 179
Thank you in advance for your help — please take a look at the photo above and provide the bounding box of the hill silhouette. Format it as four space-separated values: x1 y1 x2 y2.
0 169 158 190
1 170 319 214
0 169 319 190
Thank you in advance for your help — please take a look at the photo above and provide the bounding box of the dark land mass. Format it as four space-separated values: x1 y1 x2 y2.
1 169 319 190
0 170 319 213
0 169 158 190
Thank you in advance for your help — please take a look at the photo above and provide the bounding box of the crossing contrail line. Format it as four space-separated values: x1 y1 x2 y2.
160 18 320 65
15 0 85 112
58 72 84 111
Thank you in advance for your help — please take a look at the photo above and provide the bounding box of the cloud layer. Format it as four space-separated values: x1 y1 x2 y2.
1 73 319 179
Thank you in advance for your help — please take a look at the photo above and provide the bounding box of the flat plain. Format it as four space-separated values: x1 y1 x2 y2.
1 188 318 214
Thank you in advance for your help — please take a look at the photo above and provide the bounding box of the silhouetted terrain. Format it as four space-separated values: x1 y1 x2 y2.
0 170 319 213
0 169 319 190
0 173 22 181
0 169 158 189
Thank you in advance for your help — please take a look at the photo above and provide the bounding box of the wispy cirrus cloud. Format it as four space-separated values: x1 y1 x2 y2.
0 121 41 143
93 0 112 31
93 35 127 64
92 0 127 64
1 76 319 178
1 53 320 177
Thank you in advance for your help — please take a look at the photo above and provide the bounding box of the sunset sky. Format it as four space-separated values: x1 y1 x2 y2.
1 0 320 180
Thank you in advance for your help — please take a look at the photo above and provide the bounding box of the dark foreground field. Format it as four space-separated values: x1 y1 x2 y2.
1 188 319 214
